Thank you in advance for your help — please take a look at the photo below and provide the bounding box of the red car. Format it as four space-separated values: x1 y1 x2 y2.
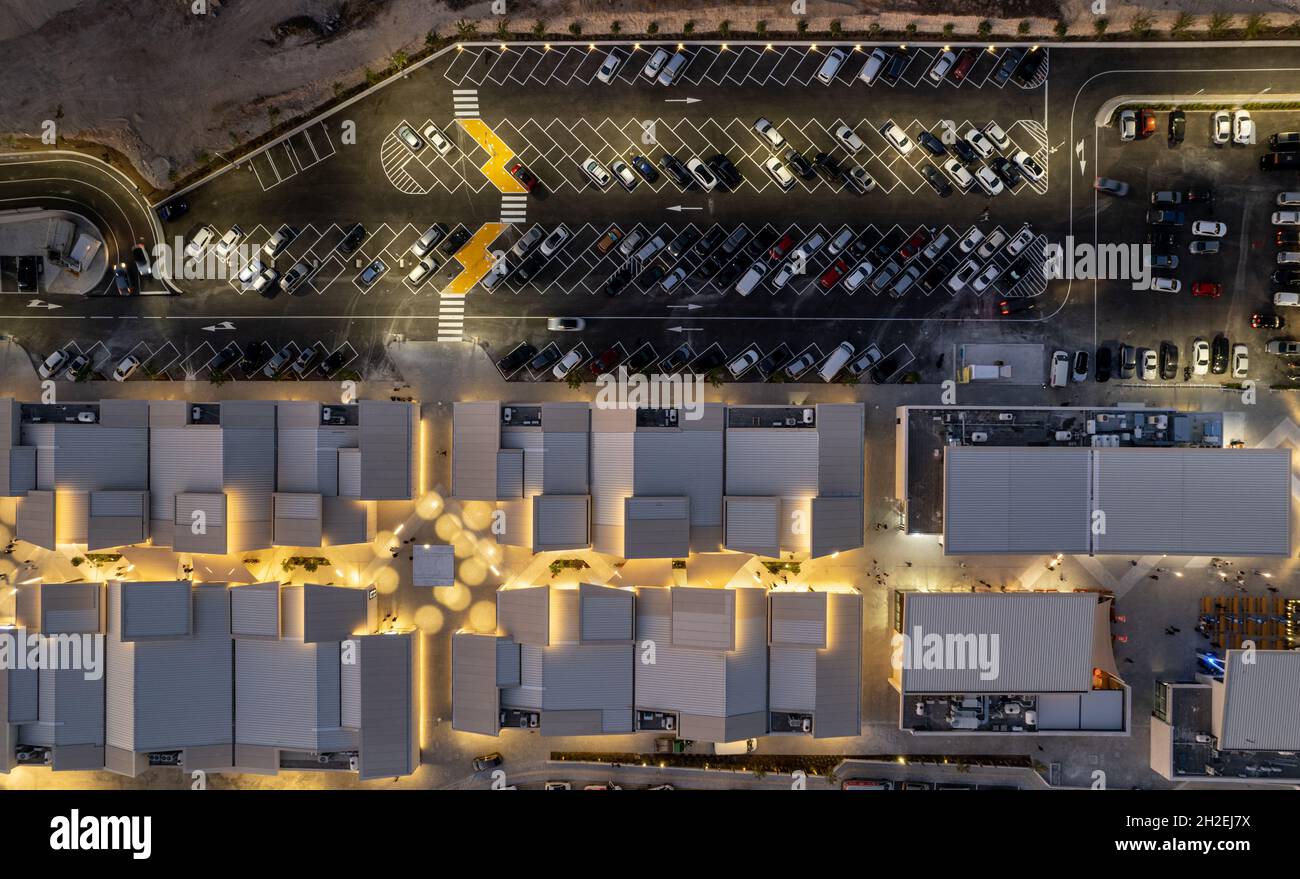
509 162 538 191
1191 282 1221 298
589 347 622 376
768 233 796 262
1139 108 1157 138
899 228 933 260
819 258 850 290
949 49 978 83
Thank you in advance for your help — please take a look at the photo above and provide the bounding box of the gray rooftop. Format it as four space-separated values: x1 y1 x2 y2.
1215 650 1300 751
944 446 1292 556
768 591 863 738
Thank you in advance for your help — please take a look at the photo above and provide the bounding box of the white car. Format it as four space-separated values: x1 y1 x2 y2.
38 349 69 379
1119 109 1137 142
977 230 1008 260
1005 226 1034 257
1231 343 1249 378
582 157 611 188
553 349 583 379
422 124 454 157
834 124 866 153
974 165 1004 196
112 354 140 382
185 225 216 259
1279 252 1300 265
947 258 981 293
1276 290 1300 307
842 260 875 292
1233 110 1254 145
595 49 625 84
754 117 785 149
214 225 244 259
858 48 888 85
1212 110 1231 145
763 156 795 190
611 160 638 191
641 48 670 80
1049 350 1070 388
965 129 994 159
238 257 265 288
1274 211 1300 226
1140 348 1159 381
1192 339 1210 376
942 158 974 191
728 349 760 377
971 263 1003 294
983 122 1011 151
686 158 718 192
1279 192 1300 207
957 227 984 254
540 226 570 256
406 257 437 286
814 48 846 84
251 267 280 294
1151 277 1181 293
1011 149 1045 182
928 50 957 83
656 51 688 86
411 225 446 258
879 121 914 156
1192 220 1227 238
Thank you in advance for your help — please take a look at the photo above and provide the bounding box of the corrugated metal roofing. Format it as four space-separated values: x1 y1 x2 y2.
452 402 501 500
623 496 690 559
943 447 1093 555
355 633 417 780
579 583 634 642
724 496 781 557
813 592 862 738
672 588 736 650
451 632 502 735
900 592 1097 694
358 401 414 500
16 490 55 549
815 405 865 496
231 582 280 638
498 587 550 646
321 497 375 546
119 581 192 640
810 496 864 558
532 495 589 551
770 592 827 647
725 430 820 497
1218 650 1300 750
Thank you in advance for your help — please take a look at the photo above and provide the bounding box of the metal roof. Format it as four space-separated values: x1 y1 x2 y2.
900 592 1099 694
412 543 455 587
357 401 416 500
768 591 862 738
1217 650 1300 751
944 446 1291 556
451 402 501 500
532 495 590 551
451 632 506 735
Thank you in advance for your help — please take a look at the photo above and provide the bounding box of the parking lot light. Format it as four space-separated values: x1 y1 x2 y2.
456 43 463 51
1031 45 1039 51
810 44 817 51
899 43 907 50
854 44 862 51
765 43 773 50
942 45 950 52
500 44 508 52
720 44 728 51
544 43 551 50
677 42 685 50
987 45 997 53
587 43 595 50
633 43 641 50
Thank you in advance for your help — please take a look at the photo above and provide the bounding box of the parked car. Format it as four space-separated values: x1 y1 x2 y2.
412 224 449 258
496 343 537 374
596 48 625 83
112 354 141 382
262 343 295 378
263 225 297 258
38 349 69 379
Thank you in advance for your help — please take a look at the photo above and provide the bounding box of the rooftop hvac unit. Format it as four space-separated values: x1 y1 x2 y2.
665 715 675 730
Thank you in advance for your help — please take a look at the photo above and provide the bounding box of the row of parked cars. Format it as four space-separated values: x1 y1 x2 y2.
1049 337 1248 386
1140 186 1220 294
38 340 351 383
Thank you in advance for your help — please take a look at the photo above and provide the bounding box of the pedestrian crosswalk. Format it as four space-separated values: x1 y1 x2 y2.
453 89 480 118
500 193 528 224
438 295 466 341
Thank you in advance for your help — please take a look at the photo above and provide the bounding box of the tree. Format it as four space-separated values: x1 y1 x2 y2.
1053 19 1068 38
610 20 621 35
829 20 842 38
647 21 659 35
719 20 731 38
566 370 583 390
1017 20 1030 36
568 21 581 37
683 20 695 36
1243 13 1268 39
1094 17 1109 37
1207 14 1233 37
904 22 918 39
756 20 767 36
796 18 808 36
532 19 546 38
942 23 954 39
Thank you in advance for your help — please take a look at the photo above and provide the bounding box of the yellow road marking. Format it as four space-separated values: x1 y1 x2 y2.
455 119 528 194
444 223 509 295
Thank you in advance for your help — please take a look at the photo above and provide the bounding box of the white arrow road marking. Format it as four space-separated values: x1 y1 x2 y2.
666 205 703 212
202 321 236 332
27 299 60 310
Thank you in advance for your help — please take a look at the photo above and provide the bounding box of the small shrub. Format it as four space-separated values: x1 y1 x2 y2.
1018 20 1031 36
1094 17 1109 37
1207 13 1233 37
977 20 992 39
532 19 546 38
719 20 731 38
1170 11 1193 37
942 23 954 39
648 21 660 35
829 19 842 37
1129 13 1153 38
610 20 621 35
756 20 767 36
568 21 581 37
796 18 808 36
683 20 695 36
1054 20 1068 38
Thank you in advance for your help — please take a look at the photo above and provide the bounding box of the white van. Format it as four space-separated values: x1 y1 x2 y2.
819 341 855 381
815 49 846 84
1049 350 1070 388
657 51 689 86
734 262 767 296
1275 290 1300 307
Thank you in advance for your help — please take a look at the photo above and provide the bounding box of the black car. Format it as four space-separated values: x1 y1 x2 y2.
991 157 1023 188
112 262 133 295
515 251 549 283
920 163 953 197
1252 312 1284 329
950 139 978 164
782 148 816 180
813 152 842 183
497 343 537 374
1012 49 1046 85
1211 336 1229 375
637 263 666 287
625 346 657 371
692 349 726 371
1003 258 1031 285
156 198 188 222
317 348 349 377
1146 229 1178 249
1168 110 1186 145
1159 341 1179 380
993 47 1027 85
209 344 240 376
631 155 660 183
742 229 777 260
692 226 727 258
339 224 367 255
708 154 741 189
1147 210 1185 227
1260 152 1300 171
662 344 692 371
999 298 1038 316
604 266 633 297
881 50 909 84
715 258 748 288
873 229 907 260
667 228 701 258
753 349 786 378
1097 345 1118 382
870 352 904 383
240 341 273 375
1272 269 1300 286
658 153 693 187
529 347 562 372
918 131 947 157
440 227 472 256
1277 229 1300 247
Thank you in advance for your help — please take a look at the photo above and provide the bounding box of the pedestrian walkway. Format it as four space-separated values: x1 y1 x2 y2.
454 119 528 194
444 222 508 295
